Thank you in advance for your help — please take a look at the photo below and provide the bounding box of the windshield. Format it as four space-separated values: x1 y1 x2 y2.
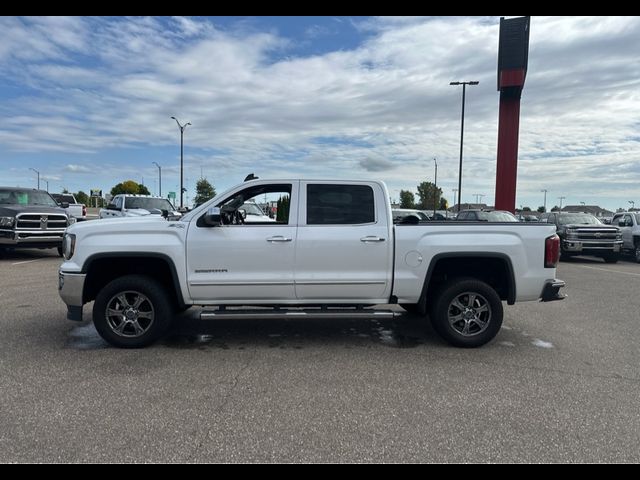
558 214 601 225
0 189 58 207
124 197 175 211
242 202 266 216
51 194 75 204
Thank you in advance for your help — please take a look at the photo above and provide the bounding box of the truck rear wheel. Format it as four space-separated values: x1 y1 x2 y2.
93 274 173 348
429 278 503 348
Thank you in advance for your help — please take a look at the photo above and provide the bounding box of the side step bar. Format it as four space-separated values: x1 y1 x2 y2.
200 308 397 321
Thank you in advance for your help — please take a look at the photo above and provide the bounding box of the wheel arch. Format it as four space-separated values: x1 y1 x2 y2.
82 253 186 310
418 252 516 311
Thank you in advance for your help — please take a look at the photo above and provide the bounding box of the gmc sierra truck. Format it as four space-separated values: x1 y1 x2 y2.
58 179 565 348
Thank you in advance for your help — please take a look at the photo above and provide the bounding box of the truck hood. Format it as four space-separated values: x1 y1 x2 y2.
0 205 68 217
563 224 618 230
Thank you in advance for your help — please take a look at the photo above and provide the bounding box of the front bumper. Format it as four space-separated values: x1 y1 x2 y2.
562 239 623 253
58 270 86 321
540 279 566 302
0 229 65 247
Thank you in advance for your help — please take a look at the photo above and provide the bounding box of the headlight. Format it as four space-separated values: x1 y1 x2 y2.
67 216 76 225
566 230 577 239
62 233 76 260
0 216 15 228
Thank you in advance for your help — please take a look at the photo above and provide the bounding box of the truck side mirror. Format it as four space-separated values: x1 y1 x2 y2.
203 207 222 227
60 202 70 209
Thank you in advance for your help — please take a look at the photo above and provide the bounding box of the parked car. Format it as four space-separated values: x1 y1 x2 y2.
99 194 181 219
540 212 622 263
0 187 74 256
239 201 275 223
51 193 86 221
456 209 518 222
59 178 564 349
610 212 640 262
392 209 430 223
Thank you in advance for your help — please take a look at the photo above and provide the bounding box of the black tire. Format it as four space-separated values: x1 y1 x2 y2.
635 243 640 264
602 254 619 264
93 274 173 348
57 246 63 257
429 278 503 348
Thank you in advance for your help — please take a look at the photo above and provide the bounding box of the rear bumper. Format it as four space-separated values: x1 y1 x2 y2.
540 279 566 302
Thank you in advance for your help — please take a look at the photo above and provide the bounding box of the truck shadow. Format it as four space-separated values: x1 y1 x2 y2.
163 312 439 350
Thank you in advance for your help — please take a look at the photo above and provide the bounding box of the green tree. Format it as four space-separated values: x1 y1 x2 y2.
75 191 89 206
138 184 150 195
276 195 290 222
439 197 448 210
551 205 560 212
194 178 216 206
537 206 546 213
416 181 442 210
399 190 415 209
522 206 532 212
111 180 145 195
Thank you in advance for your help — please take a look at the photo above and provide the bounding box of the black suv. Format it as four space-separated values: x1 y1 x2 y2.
0 187 72 256
540 212 622 263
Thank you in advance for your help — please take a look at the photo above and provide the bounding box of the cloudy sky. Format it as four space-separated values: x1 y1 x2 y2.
1 16 639 211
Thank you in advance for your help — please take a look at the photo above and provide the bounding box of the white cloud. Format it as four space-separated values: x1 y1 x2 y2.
1 16 639 209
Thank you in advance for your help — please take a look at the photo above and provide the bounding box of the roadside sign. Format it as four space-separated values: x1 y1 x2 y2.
168 191 176 200
90 189 102 197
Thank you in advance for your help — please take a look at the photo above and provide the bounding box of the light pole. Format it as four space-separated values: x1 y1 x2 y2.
152 162 162 197
171 116 191 209
29 168 40 189
559 196 566 211
433 158 438 217
541 189 548 212
473 193 485 205
452 188 458 211
44 180 49 192
450 80 479 212
629 200 635 210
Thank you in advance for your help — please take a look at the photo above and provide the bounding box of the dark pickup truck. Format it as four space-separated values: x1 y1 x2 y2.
0 187 73 256
540 212 622 263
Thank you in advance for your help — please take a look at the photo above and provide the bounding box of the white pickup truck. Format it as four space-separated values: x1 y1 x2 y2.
58 179 565 348
51 193 86 222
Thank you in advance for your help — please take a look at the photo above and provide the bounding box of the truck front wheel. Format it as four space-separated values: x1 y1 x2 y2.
93 275 173 348
429 278 503 348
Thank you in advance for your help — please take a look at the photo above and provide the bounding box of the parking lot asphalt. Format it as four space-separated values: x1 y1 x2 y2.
0 249 639 463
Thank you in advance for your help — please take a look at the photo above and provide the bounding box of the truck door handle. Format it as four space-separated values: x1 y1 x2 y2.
360 236 386 243
266 236 292 243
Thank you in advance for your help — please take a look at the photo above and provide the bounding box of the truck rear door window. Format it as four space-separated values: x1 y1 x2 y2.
306 184 375 225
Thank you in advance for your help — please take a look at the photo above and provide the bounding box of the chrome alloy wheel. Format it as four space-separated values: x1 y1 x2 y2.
447 291 491 337
105 290 155 338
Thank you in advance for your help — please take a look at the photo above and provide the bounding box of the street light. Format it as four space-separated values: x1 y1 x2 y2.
433 158 438 217
29 168 40 189
44 180 49 192
629 200 635 210
541 189 548 213
558 196 566 211
450 80 479 212
171 116 191 209
152 162 162 197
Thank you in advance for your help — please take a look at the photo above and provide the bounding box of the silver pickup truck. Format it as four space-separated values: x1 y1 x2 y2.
611 212 640 262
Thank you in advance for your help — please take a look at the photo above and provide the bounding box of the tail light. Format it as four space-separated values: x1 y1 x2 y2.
82 205 87 217
545 234 560 268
